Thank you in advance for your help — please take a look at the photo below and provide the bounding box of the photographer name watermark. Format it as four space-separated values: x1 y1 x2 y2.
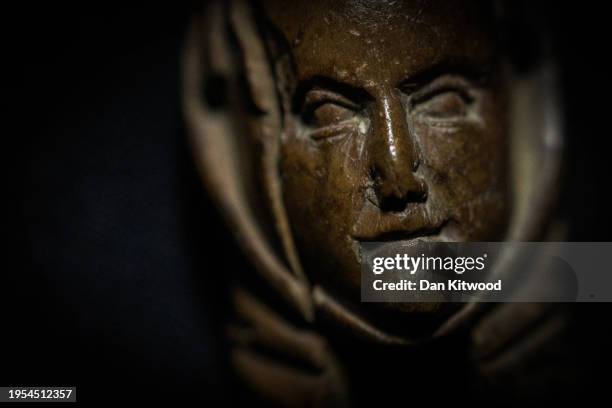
360 242 612 302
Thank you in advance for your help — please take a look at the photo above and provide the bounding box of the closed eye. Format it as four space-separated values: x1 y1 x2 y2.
412 88 473 119
303 102 355 127
301 89 363 139
407 75 478 125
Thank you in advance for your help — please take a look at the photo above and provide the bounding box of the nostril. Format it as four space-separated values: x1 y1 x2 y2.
378 188 427 212
369 166 428 212
379 193 410 212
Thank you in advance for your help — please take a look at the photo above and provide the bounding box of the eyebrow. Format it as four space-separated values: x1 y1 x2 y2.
292 75 374 113
396 57 493 92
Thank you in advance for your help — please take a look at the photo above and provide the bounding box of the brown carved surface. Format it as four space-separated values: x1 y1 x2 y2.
183 1 568 405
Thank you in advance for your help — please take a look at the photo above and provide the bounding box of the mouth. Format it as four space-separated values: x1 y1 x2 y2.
352 219 450 245
350 196 453 244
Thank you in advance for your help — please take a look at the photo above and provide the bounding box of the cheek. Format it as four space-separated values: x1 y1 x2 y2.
415 105 509 236
418 124 505 189
280 138 323 228
280 130 368 238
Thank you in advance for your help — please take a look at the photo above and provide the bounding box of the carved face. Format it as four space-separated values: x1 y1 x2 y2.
262 0 511 318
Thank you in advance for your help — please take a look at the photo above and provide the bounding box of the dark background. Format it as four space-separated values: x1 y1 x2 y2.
8 1 612 405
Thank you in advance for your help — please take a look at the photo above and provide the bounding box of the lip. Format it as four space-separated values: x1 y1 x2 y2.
354 222 446 243
351 200 449 243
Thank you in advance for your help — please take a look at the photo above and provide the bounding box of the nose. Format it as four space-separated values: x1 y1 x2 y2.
368 90 427 212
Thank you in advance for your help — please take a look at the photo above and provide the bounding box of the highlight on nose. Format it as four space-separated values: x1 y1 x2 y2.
367 92 428 212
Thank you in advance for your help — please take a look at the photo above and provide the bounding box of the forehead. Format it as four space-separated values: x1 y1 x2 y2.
261 0 495 91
